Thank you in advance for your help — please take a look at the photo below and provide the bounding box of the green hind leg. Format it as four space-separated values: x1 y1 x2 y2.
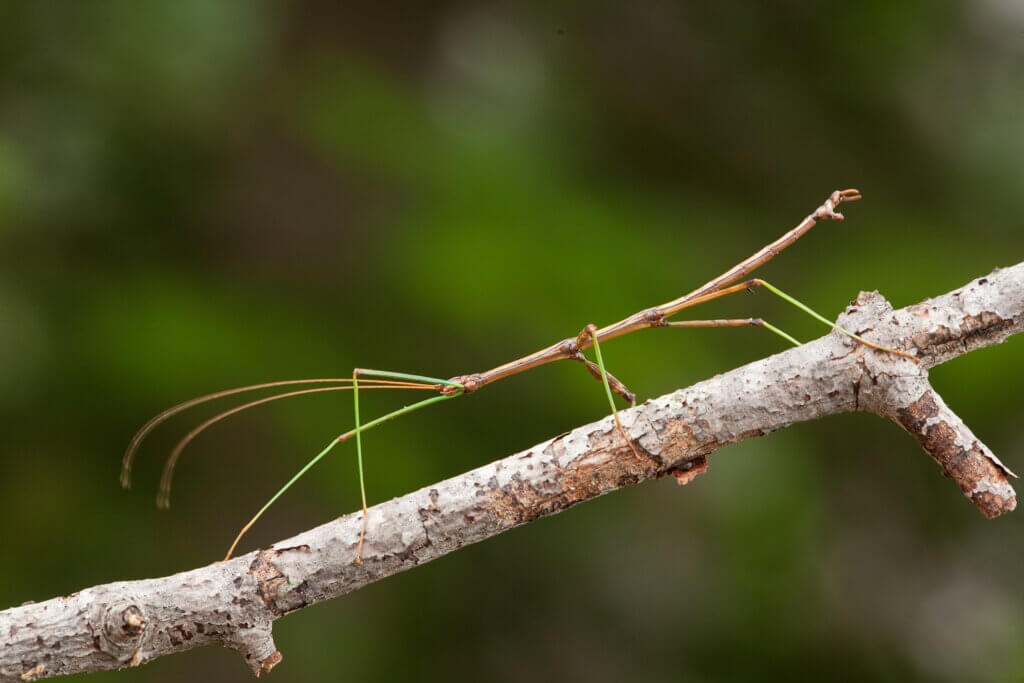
352 369 466 563
224 370 464 562
575 324 643 460
753 281 918 361
668 279 917 362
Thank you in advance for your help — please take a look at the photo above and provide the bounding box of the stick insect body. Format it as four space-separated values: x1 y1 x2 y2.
122 190 918 563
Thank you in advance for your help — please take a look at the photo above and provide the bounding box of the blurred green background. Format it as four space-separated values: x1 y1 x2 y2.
2 2 1023 681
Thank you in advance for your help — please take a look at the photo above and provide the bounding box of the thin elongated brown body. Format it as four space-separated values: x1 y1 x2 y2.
445 189 887 397
128 189 919 564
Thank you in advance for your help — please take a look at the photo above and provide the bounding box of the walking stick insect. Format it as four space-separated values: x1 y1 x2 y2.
121 189 918 564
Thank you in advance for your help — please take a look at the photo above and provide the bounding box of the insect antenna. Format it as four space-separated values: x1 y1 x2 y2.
155 381 434 508
121 378 428 488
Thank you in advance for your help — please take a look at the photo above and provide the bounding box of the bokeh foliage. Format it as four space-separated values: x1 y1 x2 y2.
2 2 1023 681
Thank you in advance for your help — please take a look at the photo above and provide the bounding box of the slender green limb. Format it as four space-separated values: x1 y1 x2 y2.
352 370 462 561
586 328 643 460
224 373 463 561
757 280 919 362
760 321 801 347
353 369 366 563
589 332 625 412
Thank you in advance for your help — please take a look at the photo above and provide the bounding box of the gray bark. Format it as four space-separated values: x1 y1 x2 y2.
2 261 1022 681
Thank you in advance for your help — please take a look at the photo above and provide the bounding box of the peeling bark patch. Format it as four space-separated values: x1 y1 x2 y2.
669 456 708 486
652 418 699 465
19 663 45 681
958 311 1014 347
260 650 283 674
272 544 310 554
249 552 287 614
910 311 1014 358
896 392 1016 517
486 427 658 526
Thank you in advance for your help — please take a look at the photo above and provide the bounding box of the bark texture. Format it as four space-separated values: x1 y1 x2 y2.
2 261 1022 681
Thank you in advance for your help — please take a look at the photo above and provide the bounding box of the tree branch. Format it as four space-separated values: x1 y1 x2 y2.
2 262 1022 681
